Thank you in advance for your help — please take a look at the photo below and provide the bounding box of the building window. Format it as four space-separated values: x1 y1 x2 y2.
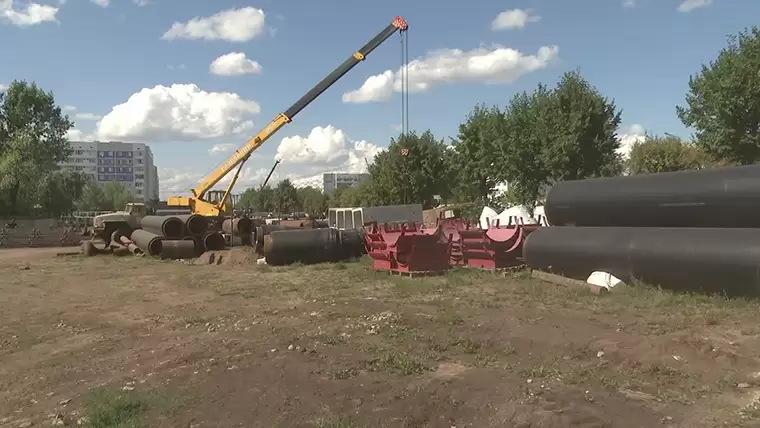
135 182 143 187
137 159 143 164
98 174 105 181
98 151 105 157
136 174 145 180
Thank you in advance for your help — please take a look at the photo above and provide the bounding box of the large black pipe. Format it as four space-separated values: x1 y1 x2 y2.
176 214 209 236
222 217 252 235
140 215 185 239
202 231 226 251
255 224 303 253
130 229 163 257
263 228 358 266
544 164 760 227
160 240 198 260
524 226 760 297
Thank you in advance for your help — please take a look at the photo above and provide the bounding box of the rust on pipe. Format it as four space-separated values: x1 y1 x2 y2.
222 217 253 235
139 215 184 239
119 235 132 246
130 229 163 257
160 240 197 259
202 231 226 251
176 214 209 236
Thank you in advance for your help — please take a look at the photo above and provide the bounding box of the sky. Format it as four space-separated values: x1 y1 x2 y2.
1 0 757 199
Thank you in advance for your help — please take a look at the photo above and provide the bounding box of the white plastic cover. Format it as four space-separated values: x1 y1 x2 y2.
586 271 624 290
495 205 538 226
479 206 499 229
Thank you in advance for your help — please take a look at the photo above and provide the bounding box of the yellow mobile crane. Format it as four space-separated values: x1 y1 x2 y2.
168 16 409 217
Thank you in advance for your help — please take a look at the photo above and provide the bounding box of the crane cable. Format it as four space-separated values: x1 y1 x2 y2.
400 29 410 136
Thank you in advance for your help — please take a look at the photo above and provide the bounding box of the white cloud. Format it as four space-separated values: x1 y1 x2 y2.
161 7 266 42
208 143 236 155
167 64 186 70
210 52 262 76
133 0 149 5
677 0 712 12
76 112 102 120
61 105 102 120
0 0 58 26
96 84 260 142
622 0 638 8
617 123 646 158
275 125 384 172
66 128 95 141
0 83 6 91
91 0 108 7
158 165 275 198
342 45 559 103
491 9 540 30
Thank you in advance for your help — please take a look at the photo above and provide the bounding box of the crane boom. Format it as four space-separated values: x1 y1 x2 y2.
168 16 409 217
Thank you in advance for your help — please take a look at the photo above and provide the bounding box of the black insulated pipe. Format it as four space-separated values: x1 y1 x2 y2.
544 164 760 228
130 229 163 257
160 240 198 260
523 226 760 297
202 232 226 251
263 228 361 266
176 214 209 237
255 224 302 253
140 215 185 239
222 217 252 235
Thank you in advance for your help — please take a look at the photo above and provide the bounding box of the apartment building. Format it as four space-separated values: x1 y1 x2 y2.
322 173 370 194
60 141 159 202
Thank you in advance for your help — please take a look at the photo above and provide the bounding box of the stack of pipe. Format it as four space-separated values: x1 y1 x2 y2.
262 227 365 266
134 214 225 259
525 164 760 296
222 217 253 246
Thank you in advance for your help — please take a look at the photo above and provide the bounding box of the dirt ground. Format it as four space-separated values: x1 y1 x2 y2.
2 248 760 428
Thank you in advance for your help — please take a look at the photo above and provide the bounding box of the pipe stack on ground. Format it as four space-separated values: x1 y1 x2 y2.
262 227 365 266
526 164 760 296
255 224 303 253
223 217 253 246
140 216 185 239
130 229 163 257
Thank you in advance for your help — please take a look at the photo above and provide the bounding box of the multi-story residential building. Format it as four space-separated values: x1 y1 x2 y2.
60 141 159 202
322 173 370 194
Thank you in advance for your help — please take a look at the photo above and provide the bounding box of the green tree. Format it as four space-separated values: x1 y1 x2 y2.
78 182 108 211
102 182 134 211
369 131 450 209
297 186 328 217
335 179 376 207
628 134 709 174
0 80 74 215
677 27 760 164
37 170 89 216
274 179 299 214
450 104 505 204
497 71 623 208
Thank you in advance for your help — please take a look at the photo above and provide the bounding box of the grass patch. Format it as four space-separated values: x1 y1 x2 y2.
519 364 561 379
84 387 185 428
367 349 430 375
313 415 364 428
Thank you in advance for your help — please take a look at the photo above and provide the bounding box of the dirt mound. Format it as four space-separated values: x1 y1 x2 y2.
194 247 260 265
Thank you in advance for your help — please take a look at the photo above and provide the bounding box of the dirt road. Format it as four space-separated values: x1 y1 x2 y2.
1 249 759 427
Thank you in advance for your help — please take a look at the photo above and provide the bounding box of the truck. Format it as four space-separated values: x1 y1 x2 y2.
90 202 150 247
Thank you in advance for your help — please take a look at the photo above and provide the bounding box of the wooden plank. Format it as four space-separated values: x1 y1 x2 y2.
531 270 608 295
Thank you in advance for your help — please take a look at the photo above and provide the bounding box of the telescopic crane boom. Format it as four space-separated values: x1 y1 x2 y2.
168 16 409 216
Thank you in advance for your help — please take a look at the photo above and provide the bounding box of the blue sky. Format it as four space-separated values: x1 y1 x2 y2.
0 0 757 197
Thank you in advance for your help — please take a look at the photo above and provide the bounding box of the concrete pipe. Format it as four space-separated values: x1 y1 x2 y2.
202 231 226 251
222 217 253 235
182 236 202 254
130 229 163 257
160 240 198 260
176 214 210 237
139 215 184 239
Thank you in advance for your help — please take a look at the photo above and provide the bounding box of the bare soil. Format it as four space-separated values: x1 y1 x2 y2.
2 250 760 427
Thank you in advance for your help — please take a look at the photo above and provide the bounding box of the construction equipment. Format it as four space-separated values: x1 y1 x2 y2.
91 202 149 248
167 16 409 217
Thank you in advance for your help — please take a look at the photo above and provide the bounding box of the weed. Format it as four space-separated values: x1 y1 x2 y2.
314 415 364 428
519 364 560 379
437 309 464 326
367 349 429 375
84 387 184 428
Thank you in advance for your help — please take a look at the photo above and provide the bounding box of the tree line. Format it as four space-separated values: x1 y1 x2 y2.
240 26 760 215
3 26 759 218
